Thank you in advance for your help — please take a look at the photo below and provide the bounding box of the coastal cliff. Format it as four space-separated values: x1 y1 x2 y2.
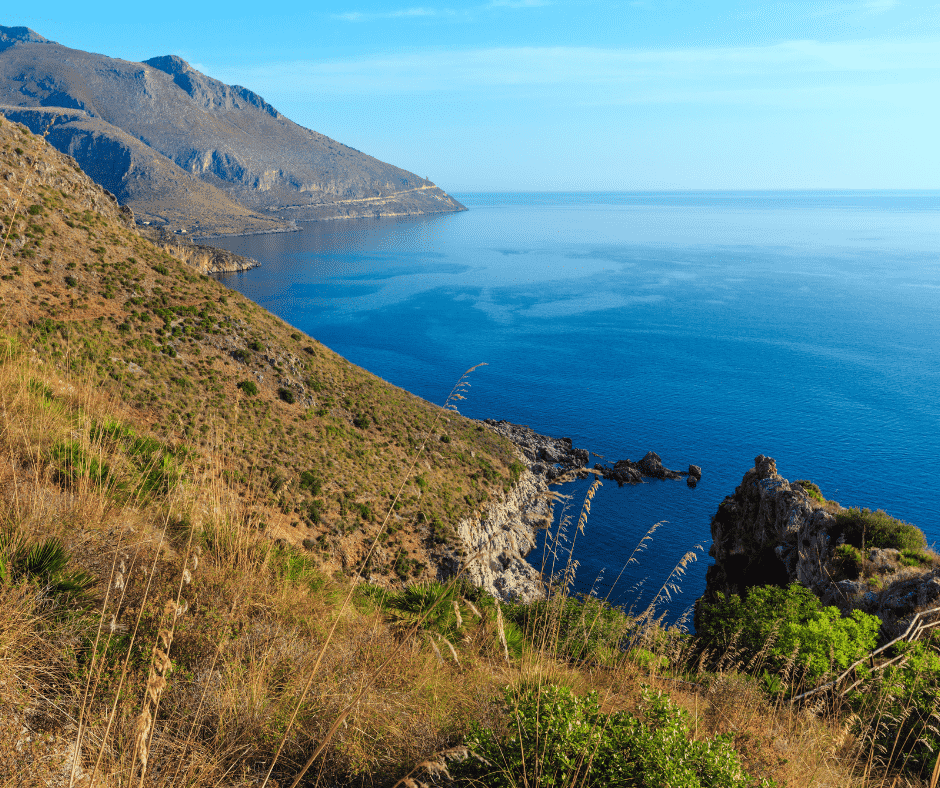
140 226 263 274
455 466 551 603
449 419 699 602
700 455 940 637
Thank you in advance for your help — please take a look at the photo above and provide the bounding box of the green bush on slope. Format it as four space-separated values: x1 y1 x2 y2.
696 583 881 684
836 507 926 552
454 684 772 787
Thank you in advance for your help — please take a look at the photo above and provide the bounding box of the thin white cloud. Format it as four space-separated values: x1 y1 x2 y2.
487 0 552 7
212 39 940 96
333 7 442 21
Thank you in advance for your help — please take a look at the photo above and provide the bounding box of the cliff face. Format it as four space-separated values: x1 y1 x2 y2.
704 455 834 599
454 467 552 603
0 26 465 235
701 456 940 637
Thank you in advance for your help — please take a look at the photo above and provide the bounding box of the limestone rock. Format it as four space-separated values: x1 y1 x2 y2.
699 455 940 639
452 466 550 603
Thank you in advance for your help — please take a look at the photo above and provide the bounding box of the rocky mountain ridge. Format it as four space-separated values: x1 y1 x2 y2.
0 25 465 235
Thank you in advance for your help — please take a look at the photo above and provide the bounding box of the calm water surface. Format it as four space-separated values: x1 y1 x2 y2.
207 191 940 620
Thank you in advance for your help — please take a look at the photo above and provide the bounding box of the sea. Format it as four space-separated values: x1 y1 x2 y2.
206 191 940 623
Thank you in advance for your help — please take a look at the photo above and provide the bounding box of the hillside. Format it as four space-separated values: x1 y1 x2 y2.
0 111 516 585
0 25 465 235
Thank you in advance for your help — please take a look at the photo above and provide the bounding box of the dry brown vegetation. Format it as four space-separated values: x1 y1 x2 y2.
0 113 519 588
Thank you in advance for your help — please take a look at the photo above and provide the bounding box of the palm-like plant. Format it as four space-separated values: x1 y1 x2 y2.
0 529 95 605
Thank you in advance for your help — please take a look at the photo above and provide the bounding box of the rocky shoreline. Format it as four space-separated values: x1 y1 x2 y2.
480 419 702 488
448 419 701 602
141 226 262 274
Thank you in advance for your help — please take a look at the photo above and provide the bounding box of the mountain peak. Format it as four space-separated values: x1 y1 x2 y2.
0 25 53 51
143 54 193 77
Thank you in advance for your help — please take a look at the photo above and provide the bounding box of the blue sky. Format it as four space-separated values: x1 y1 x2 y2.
10 1 940 190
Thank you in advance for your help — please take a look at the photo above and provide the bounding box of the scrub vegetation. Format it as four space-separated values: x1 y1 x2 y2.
3 114 940 787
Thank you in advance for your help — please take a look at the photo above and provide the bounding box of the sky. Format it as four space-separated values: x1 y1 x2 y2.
7 1 940 191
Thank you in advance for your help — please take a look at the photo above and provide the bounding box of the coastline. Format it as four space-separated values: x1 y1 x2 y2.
451 419 701 602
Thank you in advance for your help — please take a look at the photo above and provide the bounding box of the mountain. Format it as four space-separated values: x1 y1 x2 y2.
0 25 465 234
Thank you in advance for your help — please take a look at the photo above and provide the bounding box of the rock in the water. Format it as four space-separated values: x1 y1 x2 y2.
689 464 702 480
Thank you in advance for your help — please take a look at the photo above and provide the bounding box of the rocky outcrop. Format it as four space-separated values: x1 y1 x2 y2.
480 419 588 482
703 455 834 602
140 226 262 274
452 467 552 603
454 419 699 602
480 419 698 487
699 455 940 638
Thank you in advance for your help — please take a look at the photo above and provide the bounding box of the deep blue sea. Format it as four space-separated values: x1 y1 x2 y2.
207 191 940 622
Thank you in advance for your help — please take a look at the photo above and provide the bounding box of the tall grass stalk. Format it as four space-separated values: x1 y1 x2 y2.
260 364 488 788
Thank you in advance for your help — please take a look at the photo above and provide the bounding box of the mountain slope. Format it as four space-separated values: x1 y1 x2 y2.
0 26 465 234
0 111 511 584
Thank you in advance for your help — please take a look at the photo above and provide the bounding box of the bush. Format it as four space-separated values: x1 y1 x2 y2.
794 479 825 504
505 593 636 665
836 507 926 551
454 684 768 787
299 470 322 495
237 380 258 396
849 640 940 776
278 387 296 404
696 583 881 683
899 548 934 568
0 532 95 606
833 544 864 580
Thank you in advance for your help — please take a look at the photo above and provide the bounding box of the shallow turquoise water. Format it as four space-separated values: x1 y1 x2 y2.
208 191 940 619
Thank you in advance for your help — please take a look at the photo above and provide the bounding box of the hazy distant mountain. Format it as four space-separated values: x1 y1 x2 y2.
0 25 465 234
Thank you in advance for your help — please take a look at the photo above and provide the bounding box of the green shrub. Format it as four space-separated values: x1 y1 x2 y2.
849 640 940 776
794 479 825 504
833 544 864 580
505 594 636 665
49 440 114 489
454 684 769 788
0 531 95 606
237 380 258 396
152 264 169 276
278 387 296 404
836 507 926 551
267 544 324 592
299 470 322 495
899 548 934 568
696 583 881 683
353 414 371 430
